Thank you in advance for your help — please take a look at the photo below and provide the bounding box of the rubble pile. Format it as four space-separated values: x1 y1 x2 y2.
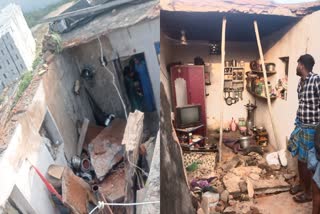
43 114 157 214
185 151 296 214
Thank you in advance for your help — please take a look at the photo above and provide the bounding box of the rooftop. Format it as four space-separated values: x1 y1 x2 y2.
60 0 159 48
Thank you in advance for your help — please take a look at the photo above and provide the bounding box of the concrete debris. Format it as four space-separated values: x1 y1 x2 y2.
62 168 97 214
251 178 290 194
221 155 241 172
89 138 123 181
99 167 125 202
266 152 280 166
283 173 296 180
48 164 65 180
201 192 220 214
220 190 229 203
246 178 254 198
86 119 126 180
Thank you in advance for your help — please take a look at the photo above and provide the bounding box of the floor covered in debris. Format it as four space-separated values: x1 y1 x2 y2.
183 138 312 214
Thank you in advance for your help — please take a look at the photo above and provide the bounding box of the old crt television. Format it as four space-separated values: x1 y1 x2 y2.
175 104 202 128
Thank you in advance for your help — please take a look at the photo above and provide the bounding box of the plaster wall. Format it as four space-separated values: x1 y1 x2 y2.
0 51 95 212
160 32 172 108
256 10 320 150
164 38 259 132
68 36 130 118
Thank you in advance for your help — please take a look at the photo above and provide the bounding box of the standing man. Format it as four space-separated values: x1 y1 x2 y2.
288 54 320 205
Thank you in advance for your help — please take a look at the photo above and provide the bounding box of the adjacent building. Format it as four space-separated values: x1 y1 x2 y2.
0 4 36 91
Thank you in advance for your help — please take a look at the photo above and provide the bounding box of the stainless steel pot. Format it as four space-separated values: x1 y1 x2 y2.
239 136 252 148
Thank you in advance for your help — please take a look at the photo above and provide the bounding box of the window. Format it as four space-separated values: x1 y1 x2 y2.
3 74 7 79
20 64 23 69
0 65 2 69
10 44 13 49
1 50 4 55
1 82 4 88
16 54 19 60
6 60 10 65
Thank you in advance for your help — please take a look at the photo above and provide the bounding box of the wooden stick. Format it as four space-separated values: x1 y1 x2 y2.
219 17 227 162
253 20 280 150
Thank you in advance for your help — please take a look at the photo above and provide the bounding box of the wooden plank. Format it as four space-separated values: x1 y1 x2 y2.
219 17 227 162
77 118 89 156
253 20 280 150
41 0 135 23
122 111 144 214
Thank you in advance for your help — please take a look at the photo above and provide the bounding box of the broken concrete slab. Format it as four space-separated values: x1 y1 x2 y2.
246 178 254 198
251 178 290 194
122 111 144 214
89 139 124 181
62 168 97 214
99 167 125 202
220 190 229 203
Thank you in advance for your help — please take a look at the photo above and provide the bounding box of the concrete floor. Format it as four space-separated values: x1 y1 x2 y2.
254 192 312 214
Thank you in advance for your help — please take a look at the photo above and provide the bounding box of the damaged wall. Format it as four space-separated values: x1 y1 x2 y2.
160 83 195 214
43 51 95 159
68 36 129 119
108 18 160 112
256 10 320 150
0 50 97 212
160 32 172 108
163 38 259 132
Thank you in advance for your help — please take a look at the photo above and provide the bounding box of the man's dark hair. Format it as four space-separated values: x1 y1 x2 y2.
298 54 315 71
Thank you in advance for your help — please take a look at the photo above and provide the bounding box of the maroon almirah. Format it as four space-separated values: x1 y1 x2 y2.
170 65 207 131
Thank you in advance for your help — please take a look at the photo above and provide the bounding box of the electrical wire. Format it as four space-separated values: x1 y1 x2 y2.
97 37 128 119
89 201 160 214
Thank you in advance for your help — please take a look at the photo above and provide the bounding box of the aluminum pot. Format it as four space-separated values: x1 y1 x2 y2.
239 136 252 149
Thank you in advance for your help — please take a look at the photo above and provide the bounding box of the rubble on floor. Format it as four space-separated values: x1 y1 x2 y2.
183 148 297 214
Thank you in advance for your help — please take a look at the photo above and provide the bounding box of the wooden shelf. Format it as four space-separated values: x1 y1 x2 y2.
246 86 277 101
250 71 277 76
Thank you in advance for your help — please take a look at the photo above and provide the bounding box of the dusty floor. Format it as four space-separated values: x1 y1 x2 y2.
254 192 312 214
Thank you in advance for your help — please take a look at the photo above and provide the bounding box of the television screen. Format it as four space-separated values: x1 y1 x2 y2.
176 105 201 128
180 107 200 125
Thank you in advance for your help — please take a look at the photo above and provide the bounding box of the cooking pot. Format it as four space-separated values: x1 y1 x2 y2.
266 63 275 72
239 136 252 149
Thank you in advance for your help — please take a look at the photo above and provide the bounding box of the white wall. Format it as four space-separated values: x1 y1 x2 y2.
257 10 320 150
164 38 259 131
108 18 160 113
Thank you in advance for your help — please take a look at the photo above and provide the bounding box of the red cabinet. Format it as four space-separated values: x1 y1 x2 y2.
170 65 207 131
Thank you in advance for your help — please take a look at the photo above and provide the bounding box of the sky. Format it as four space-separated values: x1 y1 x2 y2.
273 0 317 3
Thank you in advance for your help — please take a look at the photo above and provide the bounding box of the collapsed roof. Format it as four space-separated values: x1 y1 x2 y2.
160 0 320 42
49 0 159 48
160 0 320 17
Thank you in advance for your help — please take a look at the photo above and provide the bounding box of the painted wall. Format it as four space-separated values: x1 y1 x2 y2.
256 10 320 150
108 18 160 113
163 38 259 132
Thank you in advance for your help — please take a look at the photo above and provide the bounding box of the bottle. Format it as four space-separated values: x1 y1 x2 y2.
230 117 237 132
189 133 193 144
